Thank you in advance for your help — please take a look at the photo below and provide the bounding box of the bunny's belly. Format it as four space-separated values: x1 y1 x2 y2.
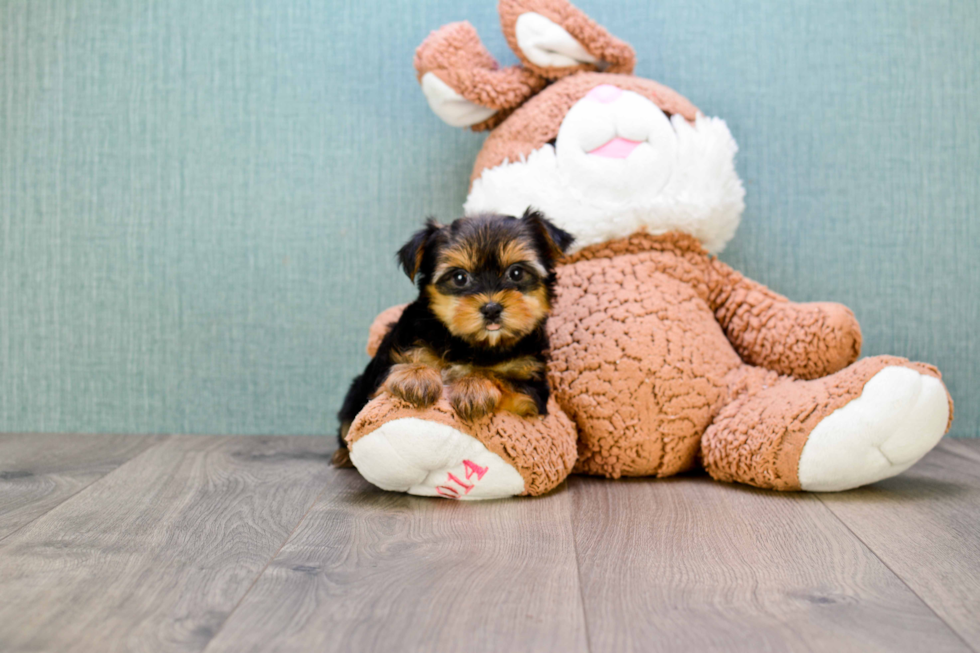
548 250 743 478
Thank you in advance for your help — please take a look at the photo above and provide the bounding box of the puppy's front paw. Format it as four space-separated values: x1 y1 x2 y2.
449 376 501 421
499 389 540 418
383 364 443 408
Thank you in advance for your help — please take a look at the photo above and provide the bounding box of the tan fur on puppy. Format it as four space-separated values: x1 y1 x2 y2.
336 211 574 459
447 375 500 421
381 363 444 408
427 285 550 348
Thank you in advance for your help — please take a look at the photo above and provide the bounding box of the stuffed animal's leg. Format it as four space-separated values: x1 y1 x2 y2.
702 356 952 491
345 393 577 499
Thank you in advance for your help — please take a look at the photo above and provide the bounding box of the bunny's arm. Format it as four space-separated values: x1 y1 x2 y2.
366 304 408 357
706 259 861 379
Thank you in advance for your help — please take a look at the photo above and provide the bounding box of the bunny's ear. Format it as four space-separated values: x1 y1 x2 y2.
499 0 636 79
415 22 547 131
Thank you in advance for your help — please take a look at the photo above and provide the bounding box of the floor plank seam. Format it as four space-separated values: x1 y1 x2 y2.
567 478 595 653
814 494 979 653
199 473 336 653
0 435 173 545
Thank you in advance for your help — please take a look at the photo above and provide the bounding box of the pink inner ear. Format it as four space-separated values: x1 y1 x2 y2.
589 137 642 158
586 84 623 103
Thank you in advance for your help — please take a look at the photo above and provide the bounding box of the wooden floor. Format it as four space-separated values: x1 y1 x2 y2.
0 434 978 653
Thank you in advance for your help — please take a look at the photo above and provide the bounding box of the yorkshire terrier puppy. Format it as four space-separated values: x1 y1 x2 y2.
334 209 573 466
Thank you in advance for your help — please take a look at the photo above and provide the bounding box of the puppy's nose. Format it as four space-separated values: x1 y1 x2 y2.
480 302 503 322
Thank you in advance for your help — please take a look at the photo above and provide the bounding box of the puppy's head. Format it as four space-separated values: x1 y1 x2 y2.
398 209 574 348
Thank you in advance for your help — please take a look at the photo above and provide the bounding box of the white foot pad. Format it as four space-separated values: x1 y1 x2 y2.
349 418 525 500
798 366 949 492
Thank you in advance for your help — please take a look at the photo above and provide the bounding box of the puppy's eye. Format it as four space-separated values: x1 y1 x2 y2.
451 271 469 287
508 266 525 282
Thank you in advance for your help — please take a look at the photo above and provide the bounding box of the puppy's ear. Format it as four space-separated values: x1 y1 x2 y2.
522 207 574 261
397 219 442 282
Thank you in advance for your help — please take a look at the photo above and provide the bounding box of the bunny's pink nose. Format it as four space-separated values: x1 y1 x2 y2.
586 84 623 103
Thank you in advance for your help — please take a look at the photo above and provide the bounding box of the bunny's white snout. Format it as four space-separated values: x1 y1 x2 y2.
465 81 744 255
555 85 679 201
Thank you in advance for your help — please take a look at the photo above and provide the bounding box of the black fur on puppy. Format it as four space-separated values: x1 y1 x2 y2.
334 209 573 466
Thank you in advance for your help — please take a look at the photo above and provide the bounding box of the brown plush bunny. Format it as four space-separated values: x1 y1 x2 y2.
345 0 953 499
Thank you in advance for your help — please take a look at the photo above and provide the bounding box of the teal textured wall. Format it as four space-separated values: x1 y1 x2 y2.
1 0 977 436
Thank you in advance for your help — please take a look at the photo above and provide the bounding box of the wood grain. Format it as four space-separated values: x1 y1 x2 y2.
943 438 980 466
569 473 971 653
203 472 589 653
0 433 165 541
1 434 978 652
819 439 980 651
0 435 335 653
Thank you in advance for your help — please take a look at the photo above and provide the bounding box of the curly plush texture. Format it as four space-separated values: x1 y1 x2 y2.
705 265 862 380
469 73 700 185
701 355 951 490
547 233 893 482
498 0 636 79
562 233 862 379
358 233 952 492
349 0 954 498
414 22 547 131
347 393 578 496
549 234 742 478
464 112 745 254
366 303 408 357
